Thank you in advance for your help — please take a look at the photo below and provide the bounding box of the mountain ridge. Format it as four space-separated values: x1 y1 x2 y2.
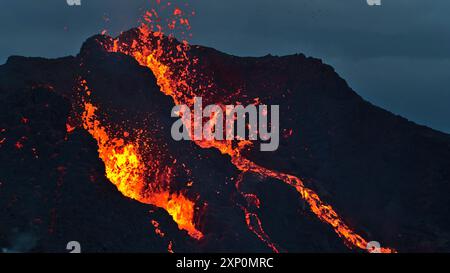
0 30 449 252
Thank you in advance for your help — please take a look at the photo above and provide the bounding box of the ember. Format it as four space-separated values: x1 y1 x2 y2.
99 2 396 253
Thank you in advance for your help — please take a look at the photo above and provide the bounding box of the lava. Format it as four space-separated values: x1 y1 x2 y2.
152 220 165 237
235 174 279 253
79 80 203 240
105 23 396 253
78 1 398 253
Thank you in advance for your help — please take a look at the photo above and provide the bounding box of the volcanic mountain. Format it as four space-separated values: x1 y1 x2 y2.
0 28 449 253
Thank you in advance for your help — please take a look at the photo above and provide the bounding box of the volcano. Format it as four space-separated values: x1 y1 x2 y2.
0 28 449 253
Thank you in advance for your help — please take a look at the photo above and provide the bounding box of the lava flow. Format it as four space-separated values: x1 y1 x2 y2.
104 20 396 252
78 79 203 240
77 0 398 252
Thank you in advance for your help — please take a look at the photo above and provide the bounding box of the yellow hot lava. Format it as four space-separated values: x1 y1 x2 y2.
106 23 396 253
81 95 202 240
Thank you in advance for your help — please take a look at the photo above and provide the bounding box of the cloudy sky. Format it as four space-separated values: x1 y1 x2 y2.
0 0 449 132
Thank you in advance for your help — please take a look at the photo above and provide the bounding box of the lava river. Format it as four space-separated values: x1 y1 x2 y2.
86 21 396 253
68 1 398 253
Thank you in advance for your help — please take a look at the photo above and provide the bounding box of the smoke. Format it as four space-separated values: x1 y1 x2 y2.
1 231 38 253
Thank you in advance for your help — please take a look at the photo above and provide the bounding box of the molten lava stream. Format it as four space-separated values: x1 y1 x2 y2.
106 24 396 253
79 81 203 240
235 174 279 253
233 157 396 253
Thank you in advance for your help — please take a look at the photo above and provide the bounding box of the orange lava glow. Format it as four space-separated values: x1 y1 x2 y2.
168 240 174 253
79 81 202 240
97 2 396 253
234 157 396 253
107 27 395 253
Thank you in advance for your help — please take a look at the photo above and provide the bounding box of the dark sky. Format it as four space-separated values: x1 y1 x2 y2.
1 0 449 133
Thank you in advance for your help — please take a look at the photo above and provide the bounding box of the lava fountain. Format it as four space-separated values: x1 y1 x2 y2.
85 2 395 253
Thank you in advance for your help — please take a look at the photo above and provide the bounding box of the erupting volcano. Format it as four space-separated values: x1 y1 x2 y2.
1 2 450 254
97 22 395 252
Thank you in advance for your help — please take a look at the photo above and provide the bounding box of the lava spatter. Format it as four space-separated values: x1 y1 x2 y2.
89 0 396 252
78 79 203 240
105 24 395 253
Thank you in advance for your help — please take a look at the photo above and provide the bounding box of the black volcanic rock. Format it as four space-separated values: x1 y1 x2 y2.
185 45 450 252
0 30 449 252
0 86 182 252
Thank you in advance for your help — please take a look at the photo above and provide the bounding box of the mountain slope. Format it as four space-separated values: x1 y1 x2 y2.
0 30 449 252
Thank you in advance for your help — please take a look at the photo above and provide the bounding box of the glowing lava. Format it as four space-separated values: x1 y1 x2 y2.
87 1 396 253
79 80 202 240
105 23 396 253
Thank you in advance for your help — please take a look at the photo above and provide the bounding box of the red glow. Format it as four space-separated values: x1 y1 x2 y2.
90 2 396 253
78 80 203 240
